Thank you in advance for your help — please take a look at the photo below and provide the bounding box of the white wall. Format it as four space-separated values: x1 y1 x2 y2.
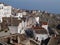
42 25 48 30
35 34 48 41
0 4 4 9
0 4 4 22
17 13 23 17
18 22 23 33
3 6 12 17
0 4 12 17
18 21 25 34
0 9 4 22
22 12 27 15
16 13 23 18
0 4 12 22
42 25 49 35
8 26 18 34
35 17 39 24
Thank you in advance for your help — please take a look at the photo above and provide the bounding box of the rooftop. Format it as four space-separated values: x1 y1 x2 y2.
32 26 48 34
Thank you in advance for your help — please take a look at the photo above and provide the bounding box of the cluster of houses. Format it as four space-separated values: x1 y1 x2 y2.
0 3 60 45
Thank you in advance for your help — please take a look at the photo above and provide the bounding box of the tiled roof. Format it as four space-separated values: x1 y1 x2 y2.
32 26 44 29
32 26 47 34
42 22 48 25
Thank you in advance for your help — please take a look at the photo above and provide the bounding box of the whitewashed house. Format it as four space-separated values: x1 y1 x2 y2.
18 21 26 34
3 6 12 17
41 22 49 35
17 13 23 18
32 26 49 42
0 3 12 22
42 22 48 30
14 11 27 20
32 22 49 42
15 12 23 20
18 17 37 34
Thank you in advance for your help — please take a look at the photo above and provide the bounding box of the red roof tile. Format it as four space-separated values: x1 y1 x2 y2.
32 26 44 29
42 22 48 25
32 26 47 34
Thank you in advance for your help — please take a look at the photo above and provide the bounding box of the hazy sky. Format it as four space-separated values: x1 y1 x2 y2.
0 0 60 14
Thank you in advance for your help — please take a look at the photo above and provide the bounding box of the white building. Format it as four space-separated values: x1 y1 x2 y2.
35 34 48 42
15 12 23 20
32 26 49 42
0 3 12 22
18 17 36 34
16 11 27 17
0 4 3 9
14 11 27 20
18 21 25 34
0 4 4 22
3 6 12 17
41 22 49 35
32 21 49 42
17 13 23 18
22 11 27 15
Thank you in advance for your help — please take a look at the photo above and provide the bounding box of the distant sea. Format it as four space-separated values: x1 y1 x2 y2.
0 0 60 14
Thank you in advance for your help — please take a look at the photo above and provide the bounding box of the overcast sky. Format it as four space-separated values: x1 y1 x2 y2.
0 0 60 14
